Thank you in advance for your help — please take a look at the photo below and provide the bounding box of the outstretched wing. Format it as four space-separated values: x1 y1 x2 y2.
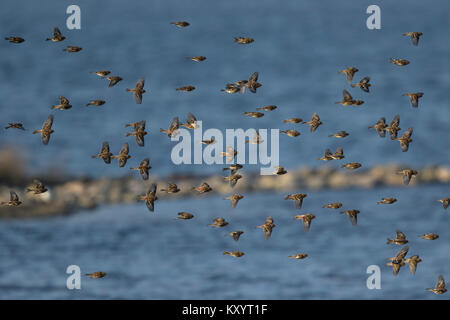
42 114 54 131
342 89 353 102
9 191 19 202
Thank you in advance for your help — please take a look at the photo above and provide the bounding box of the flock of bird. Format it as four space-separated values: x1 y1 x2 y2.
1 24 449 294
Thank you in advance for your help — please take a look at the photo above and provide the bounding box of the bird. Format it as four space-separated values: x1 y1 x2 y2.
91 142 113 164
220 146 238 163
227 231 244 241
256 105 277 111
51 96 72 110
32 114 54 145
340 210 360 226
176 86 195 92
396 128 413 152
201 138 215 145
368 117 387 138
160 182 180 194
438 198 449 210
171 21 190 27
86 100 106 107
223 174 242 188
26 179 48 194
5 36 24 43
126 78 146 104
46 27 65 42
402 92 424 108
112 143 131 167
273 166 287 175
224 194 244 208
317 149 333 161
283 118 303 124
328 131 349 138
180 113 199 130
240 72 260 94
220 84 241 94
338 67 359 83
257 216 275 239
405 255 422 275
4 123 25 130
335 90 364 106
136 183 158 212
322 203 342 209
223 251 244 258
427 275 447 294
91 70 110 77
294 214 316 232
386 230 408 245
192 182 212 194
63 46 82 52
85 272 107 279
234 37 254 44
106 76 123 88
160 117 180 138
386 115 401 140
0 191 22 206
331 147 345 160
187 56 206 62
284 193 307 209
280 129 300 137
351 76 371 92
208 217 228 228
174 212 194 220
125 120 147 147
419 233 439 240
130 158 151 180
302 113 322 133
223 164 243 175
341 163 362 170
403 32 423 46
288 254 308 260
398 169 418 185
245 130 264 144
386 246 409 276
390 58 410 66
243 112 264 118
377 197 397 205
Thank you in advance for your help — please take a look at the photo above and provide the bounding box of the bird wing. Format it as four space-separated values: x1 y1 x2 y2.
436 275 446 290
342 90 353 102
135 78 145 90
10 191 19 201
396 230 406 240
42 114 54 131
120 143 129 155
148 183 157 195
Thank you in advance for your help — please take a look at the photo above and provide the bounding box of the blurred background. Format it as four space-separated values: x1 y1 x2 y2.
0 0 449 299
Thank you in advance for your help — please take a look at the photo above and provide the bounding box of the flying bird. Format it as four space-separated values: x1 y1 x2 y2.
402 92 424 108
427 275 447 294
112 143 131 167
46 27 65 42
130 158 151 180
294 214 316 232
338 67 359 83
0 191 22 206
137 183 158 212
91 142 113 164
403 32 423 46
126 78 146 104
386 230 408 245
285 193 307 209
32 114 54 145
257 216 275 239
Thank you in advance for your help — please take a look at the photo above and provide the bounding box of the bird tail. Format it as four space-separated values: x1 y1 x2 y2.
45 38 51 41
223 251 231 256
91 155 98 159
389 58 395 63
32 130 40 134
350 84 356 88
160 128 167 133
85 103 91 107
386 238 394 244
125 88 131 92
50 105 57 109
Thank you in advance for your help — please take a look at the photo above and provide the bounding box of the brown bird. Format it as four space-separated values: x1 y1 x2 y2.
368 117 387 138
112 143 131 167
396 128 413 152
106 76 123 88
377 197 397 205
220 146 238 163
86 100 106 107
126 78 146 104
171 21 190 27
223 251 244 258
32 114 54 145
234 37 254 44
5 123 25 130
176 86 195 92
256 105 277 111
273 166 287 175
340 210 360 226
405 255 422 275
220 83 241 94
174 212 194 220
328 131 349 138
438 198 450 210
91 70 110 77
317 149 333 161
302 113 322 133
130 158 151 180
351 76 371 93
137 183 158 212
386 115 401 140
427 275 447 294
91 142 113 164
283 118 303 124
331 147 345 160
5 36 24 43
285 193 307 209
85 272 107 279
243 111 264 118
280 129 301 137
201 138 215 145
294 214 316 232
223 164 243 175
335 90 364 106
224 194 244 208
390 58 410 66
126 120 147 147
338 67 359 83
46 27 65 42
63 46 82 52
180 113 198 130
257 216 275 239
192 182 212 194
341 162 361 170
26 179 48 194
403 32 423 46
223 173 242 188
241 72 260 93
227 231 244 241
51 96 72 110
245 130 264 144
208 217 229 228
387 230 408 245
386 246 409 276
0 191 22 206
160 117 180 138
419 233 439 240
187 56 206 62
402 92 424 108
288 254 308 260
322 203 343 209
160 182 180 194
398 169 418 185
